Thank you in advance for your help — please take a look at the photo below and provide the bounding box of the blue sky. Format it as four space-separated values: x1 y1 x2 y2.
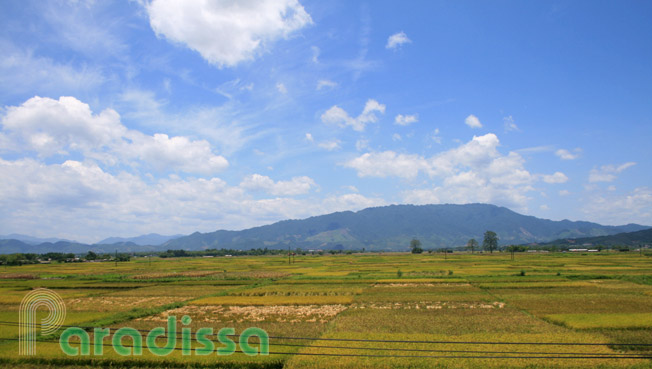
1 0 651 243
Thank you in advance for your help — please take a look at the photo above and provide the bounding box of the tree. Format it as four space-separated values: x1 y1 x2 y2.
467 239 478 254
410 238 423 254
483 231 499 253
86 251 97 261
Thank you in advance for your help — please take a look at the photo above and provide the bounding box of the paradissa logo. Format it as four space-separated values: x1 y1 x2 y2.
20 288 269 357
59 315 269 357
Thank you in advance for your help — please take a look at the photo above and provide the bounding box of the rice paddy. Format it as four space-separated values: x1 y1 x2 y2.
0 252 651 368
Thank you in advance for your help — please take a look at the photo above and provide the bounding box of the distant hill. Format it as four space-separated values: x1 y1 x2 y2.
1 203 648 254
162 204 648 251
540 227 652 247
97 233 183 246
0 234 73 245
0 240 161 255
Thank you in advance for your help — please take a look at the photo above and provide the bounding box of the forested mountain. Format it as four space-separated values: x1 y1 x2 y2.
161 204 647 251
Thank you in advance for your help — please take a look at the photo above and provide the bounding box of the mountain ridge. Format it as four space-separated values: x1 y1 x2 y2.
161 203 647 251
1 203 648 254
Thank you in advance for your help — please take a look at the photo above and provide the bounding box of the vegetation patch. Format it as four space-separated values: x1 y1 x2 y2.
545 313 652 329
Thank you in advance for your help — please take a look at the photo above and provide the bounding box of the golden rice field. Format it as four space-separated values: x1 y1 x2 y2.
0 252 651 368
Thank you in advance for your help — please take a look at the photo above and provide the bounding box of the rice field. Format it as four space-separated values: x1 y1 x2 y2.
0 252 651 368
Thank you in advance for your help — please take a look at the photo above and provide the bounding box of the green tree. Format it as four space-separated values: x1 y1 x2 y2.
467 239 478 253
483 231 499 253
410 238 423 254
86 251 97 260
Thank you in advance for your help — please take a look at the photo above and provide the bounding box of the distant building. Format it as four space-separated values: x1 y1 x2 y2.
569 248 588 252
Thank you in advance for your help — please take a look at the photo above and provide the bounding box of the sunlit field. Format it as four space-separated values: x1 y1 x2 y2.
1 252 651 368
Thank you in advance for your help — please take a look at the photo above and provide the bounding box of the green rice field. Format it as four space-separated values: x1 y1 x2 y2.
0 252 651 368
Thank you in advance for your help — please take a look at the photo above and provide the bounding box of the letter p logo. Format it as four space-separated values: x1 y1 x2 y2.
19 288 67 355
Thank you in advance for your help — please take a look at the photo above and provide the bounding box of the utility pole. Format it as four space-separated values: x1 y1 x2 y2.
288 246 291 265
115 250 118 267
511 249 515 261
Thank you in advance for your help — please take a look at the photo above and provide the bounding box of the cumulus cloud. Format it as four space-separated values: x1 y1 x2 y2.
589 162 636 183
465 114 482 128
542 172 569 184
386 31 411 50
120 132 229 174
1 96 228 175
1 96 125 156
345 133 560 208
0 157 384 242
146 0 312 67
240 174 316 196
344 151 429 179
321 99 386 131
394 114 418 126
555 148 581 160
305 133 314 142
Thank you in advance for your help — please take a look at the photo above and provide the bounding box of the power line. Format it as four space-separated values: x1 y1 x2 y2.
0 338 649 360
2 320 652 348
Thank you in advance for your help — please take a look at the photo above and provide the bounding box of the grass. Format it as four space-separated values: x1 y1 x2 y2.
545 313 652 329
0 252 651 368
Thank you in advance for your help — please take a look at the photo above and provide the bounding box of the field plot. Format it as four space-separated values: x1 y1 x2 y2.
0 253 650 368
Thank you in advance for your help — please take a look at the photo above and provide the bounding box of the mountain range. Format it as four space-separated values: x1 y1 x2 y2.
97 233 182 246
0 204 648 254
541 227 652 247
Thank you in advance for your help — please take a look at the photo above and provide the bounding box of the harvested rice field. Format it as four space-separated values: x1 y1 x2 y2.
0 252 651 368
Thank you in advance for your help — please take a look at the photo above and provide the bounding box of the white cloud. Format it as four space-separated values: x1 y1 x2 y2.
1 96 229 175
311 45 320 63
589 162 636 183
559 190 571 196
542 172 569 184
1 96 125 156
240 174 316 196
120 132 229 174
355 139 369 151
318 140 341 151
555 148 581 160
465 114 483 128
430 128 442 144
305 133 314 142
346 133 551 209
0 157 384 242
146 0 312 68
276 82 288 94
344 151 429 179
316 79 337 90
503 115 519 132
321 99 386 131
583 187 652 226
386 31 411 50
394 114 418 126
392 133 402 141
